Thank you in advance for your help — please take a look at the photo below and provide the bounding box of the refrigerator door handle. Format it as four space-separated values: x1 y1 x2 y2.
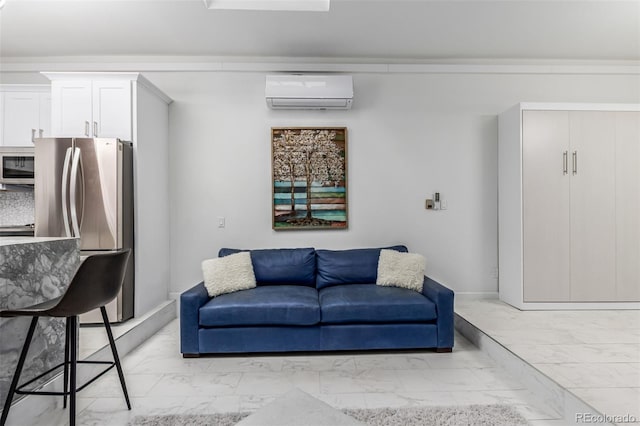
69 147 85 238
61 147 73 238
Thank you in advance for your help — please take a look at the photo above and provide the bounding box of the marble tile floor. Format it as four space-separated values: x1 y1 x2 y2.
22 320 564 426
455 298 640 424
78 319 140 360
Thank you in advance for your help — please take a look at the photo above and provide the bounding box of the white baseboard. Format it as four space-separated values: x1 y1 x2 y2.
169 292 182 318
454 292 499 300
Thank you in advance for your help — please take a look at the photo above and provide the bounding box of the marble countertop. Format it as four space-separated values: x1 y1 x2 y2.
0 236 77 247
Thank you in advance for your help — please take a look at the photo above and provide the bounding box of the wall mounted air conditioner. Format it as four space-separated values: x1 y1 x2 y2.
265 74 353 110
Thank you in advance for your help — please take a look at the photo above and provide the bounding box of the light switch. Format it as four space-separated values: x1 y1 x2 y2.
218 217 225 228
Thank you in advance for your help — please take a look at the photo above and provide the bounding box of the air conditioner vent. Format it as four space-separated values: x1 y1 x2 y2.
266 75 353 110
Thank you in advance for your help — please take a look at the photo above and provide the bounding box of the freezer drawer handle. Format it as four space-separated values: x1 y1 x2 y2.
61 147 73 238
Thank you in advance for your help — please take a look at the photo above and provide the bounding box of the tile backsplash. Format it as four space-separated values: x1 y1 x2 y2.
0 191 35 226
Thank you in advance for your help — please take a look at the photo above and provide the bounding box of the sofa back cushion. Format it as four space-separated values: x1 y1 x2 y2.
219 247 316 287
315 245 408 289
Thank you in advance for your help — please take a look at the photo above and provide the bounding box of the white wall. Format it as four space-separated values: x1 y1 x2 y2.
133 82 171 316
143 70 638 296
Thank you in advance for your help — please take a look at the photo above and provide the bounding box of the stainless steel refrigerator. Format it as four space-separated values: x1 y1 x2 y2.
34 138 134 323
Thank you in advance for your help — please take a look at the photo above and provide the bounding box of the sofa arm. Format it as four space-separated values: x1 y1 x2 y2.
180 282 210 356
422 276 454 350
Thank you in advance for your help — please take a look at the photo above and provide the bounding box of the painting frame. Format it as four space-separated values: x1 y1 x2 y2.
272 127 348 231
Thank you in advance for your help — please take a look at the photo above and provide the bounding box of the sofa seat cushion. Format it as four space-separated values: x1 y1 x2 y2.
199 285 320 327
319 284 436 324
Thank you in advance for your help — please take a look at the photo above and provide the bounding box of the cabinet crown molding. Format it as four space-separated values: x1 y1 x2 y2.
41 72 172 104
42 71 142 81
0 84 51 93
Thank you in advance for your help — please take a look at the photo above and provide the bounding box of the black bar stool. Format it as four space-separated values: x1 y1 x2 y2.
0 250 132 426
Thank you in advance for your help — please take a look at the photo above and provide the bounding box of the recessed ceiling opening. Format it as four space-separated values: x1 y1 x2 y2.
203 0 330 12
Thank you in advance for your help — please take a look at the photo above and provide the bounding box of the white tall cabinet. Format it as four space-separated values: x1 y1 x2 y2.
43 72 173 318
499 103 640 309
0 85 51 146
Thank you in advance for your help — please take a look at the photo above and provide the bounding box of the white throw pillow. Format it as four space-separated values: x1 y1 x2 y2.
202 252 257 297
376 249 425 292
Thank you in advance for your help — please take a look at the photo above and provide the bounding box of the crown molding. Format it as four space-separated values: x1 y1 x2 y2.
1 56 639 75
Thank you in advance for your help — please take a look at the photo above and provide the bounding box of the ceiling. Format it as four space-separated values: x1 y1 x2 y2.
0 0 639 62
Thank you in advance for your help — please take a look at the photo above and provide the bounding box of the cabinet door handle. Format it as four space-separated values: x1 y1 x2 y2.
31 129 36 143
563 151 568 175
572 151 578 175
93 121 98 137
84 121 90 137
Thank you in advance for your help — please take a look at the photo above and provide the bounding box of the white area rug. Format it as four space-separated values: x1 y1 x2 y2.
129 389 529 426
129 405 529 426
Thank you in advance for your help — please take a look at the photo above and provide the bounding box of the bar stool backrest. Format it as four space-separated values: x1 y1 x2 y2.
45 250 131 318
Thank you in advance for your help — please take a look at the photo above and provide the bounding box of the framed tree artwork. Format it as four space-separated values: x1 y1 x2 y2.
272 127 348 230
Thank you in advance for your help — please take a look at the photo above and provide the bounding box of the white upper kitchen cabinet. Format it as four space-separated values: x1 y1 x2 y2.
48 76 132 140
50 79 92 137
0 85 51 147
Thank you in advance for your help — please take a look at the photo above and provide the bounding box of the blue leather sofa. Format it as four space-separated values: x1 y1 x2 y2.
180 246 454 357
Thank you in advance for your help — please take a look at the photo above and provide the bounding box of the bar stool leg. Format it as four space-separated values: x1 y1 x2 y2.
1 317 38 426
69 315 77 426
100 307 131 410
63 317 70 409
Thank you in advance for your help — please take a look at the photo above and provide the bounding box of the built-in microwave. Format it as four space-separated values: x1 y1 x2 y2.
0 147 35 185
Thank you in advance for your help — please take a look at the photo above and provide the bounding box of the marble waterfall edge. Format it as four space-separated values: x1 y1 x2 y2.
0 237 80 409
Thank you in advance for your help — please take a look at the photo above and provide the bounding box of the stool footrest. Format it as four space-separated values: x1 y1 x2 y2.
15 360 115 396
